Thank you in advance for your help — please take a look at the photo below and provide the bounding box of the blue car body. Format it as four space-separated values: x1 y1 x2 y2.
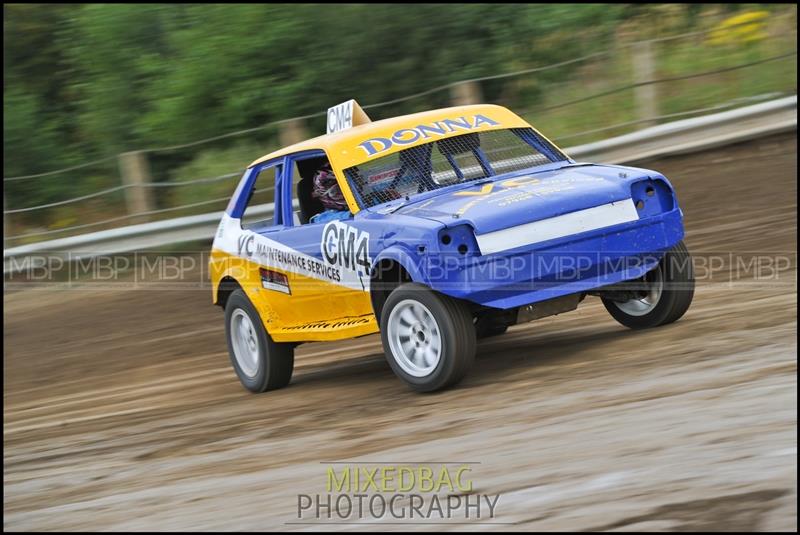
211 104 686 342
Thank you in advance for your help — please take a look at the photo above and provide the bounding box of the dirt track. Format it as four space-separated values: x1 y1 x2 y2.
3 134 797 531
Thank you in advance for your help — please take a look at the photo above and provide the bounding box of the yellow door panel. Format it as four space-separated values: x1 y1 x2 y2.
211 249 378 342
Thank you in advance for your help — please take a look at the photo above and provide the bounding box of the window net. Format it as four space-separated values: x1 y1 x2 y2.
344 128 565 208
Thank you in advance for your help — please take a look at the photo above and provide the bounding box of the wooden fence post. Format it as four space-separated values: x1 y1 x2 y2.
450 80 484 106
631 39 659 127
118 151 155 220
279 118 308 146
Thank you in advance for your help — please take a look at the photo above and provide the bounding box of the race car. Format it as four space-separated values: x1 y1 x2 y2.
209 101 694 393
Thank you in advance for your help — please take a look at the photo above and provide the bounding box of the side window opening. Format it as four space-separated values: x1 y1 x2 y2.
290 153 352 226
294 156 328 225
241 164 278 231
239 154 352 231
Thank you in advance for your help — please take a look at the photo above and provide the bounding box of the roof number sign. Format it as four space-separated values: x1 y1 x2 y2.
327 100 371 134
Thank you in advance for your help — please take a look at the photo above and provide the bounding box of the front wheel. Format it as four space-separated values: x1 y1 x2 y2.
225 289 294 392
602 241 695 329
380 283 476 392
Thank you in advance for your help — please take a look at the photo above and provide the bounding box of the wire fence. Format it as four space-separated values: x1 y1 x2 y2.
6 195 238 241
4 17 792 184
532 50 796 114
4 15 797 244
4 171 244 214
550 95 783 143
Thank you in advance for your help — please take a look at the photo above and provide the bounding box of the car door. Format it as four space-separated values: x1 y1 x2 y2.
241 150 375 338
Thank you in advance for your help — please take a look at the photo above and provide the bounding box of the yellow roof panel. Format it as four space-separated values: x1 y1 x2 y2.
248 104 532 170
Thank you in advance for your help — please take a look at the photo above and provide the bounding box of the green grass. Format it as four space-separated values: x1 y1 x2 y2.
523 19 797 147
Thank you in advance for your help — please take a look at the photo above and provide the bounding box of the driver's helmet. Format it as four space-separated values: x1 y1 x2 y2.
312 163 348 211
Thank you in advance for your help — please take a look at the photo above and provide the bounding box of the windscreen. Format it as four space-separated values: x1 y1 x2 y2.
344 128 566 208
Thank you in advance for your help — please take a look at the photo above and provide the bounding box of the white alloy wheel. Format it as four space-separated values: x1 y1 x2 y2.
386 299 443 377
611 264 664 317
230 308 260 377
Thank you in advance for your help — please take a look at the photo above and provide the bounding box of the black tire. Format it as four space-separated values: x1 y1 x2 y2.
224 289 294 392
380 283 476 392
602 240 695 329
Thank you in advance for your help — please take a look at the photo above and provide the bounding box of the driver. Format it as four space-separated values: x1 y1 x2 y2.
309 162 351 224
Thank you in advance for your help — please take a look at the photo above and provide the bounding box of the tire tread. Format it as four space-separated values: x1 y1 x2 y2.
380 283 476 392
225 289 294 393
602 240 695 329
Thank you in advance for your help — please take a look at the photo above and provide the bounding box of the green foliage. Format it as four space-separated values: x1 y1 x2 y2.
4 3 634 179
3 3 797 236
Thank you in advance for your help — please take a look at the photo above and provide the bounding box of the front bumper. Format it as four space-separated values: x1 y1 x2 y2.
425 208 685 309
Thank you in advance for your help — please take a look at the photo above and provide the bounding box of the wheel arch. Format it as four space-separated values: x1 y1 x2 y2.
369 247 424 323
216 276 243 308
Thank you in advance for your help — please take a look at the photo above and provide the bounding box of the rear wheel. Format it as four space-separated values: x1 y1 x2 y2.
380 283 476 392
602 240 695 329
225 289 294 392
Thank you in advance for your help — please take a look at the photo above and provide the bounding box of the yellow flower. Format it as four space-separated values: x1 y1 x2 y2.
707 11 769 46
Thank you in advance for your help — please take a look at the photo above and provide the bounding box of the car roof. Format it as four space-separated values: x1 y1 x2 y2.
247 104 528 169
